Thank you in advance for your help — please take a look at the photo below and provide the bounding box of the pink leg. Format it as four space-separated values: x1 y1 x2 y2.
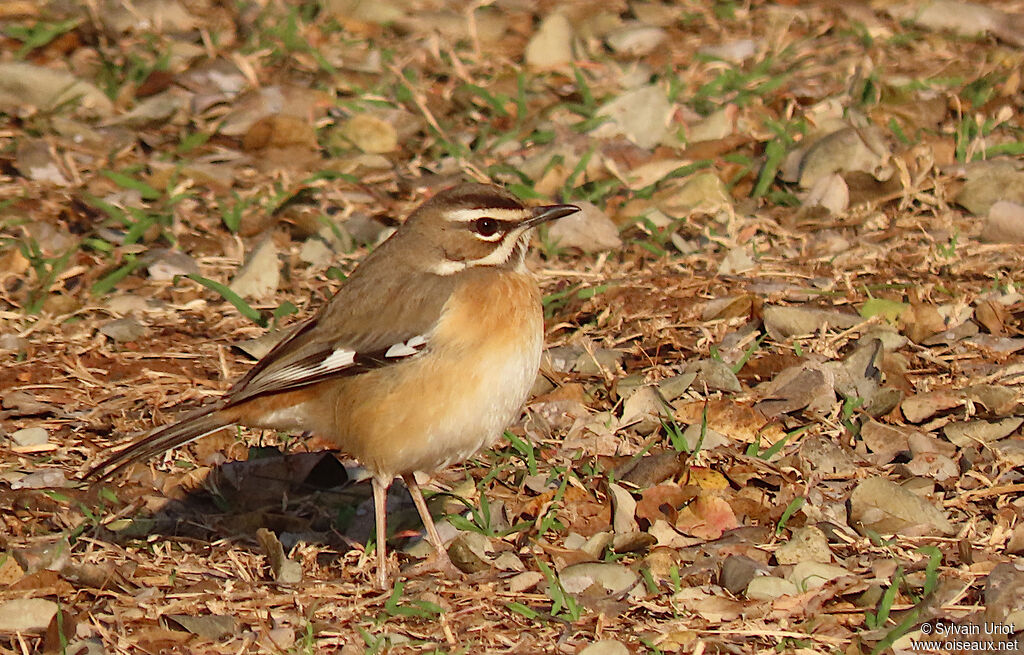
371 476 391 588
403 473 459 576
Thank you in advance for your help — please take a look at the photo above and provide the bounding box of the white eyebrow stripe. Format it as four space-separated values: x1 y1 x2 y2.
447 208 527 222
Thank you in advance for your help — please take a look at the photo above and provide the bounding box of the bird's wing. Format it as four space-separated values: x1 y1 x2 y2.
224 261 453 406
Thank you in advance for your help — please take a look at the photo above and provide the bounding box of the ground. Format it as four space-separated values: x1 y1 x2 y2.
2 1 1024 654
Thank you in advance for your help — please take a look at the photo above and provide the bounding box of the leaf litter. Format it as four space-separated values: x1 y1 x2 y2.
1 0 1024 653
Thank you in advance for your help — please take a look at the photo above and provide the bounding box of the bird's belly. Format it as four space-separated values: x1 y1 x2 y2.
340 329 542 477
333 272 543 478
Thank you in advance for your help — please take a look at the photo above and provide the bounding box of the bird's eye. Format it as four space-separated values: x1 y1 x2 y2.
473 217 499 237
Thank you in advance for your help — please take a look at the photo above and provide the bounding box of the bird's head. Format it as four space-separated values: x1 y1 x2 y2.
402 183 580 275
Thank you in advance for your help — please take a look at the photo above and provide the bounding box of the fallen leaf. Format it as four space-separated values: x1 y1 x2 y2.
675 494 739 540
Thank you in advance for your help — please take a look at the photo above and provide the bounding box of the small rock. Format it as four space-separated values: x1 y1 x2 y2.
982 201 1024 244
344 212 392 246
775 526 832 565
944 418 1023 447
492 551 525 572
955 160 1024 215
607 482 639 535
680 424 731 451
620 386 664 435
0 62 114 117
661 173 731 212
683 359 741 393
0 334 27 353
15 139 69 185
166 614 238 640
803 173 849 214
9 427 48 447
860 421 911 464
99 317 147 343
699 39 756 63
508 570 545 593
579 641 630 655
798 436 857 478
10 469 67 490
606 24 667 56
255 528 302 584
658 373 696 401
763 305 861 339
146 249 199 280
0 598 58 634
13 537 72 574
612 531 656 554
546 201 621 252
746 576 798 600
788 562 850 591
525 13 574 69
229 237 279 300
574 348 624 376
594 85 672 149
901 390 963 423
848 477 954 537
581 532 614 559
983 561 1024 627
720 555 769 595
796 126 892 189
559 562 640 595
341 114 398 154
447 532 491 574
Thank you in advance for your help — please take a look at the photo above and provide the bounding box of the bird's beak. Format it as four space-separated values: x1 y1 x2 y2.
525 203 581 228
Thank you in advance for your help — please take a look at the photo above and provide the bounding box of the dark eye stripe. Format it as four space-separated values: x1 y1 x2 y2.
462 219 517 233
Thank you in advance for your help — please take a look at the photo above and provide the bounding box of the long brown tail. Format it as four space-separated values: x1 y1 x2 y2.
85 404 231 482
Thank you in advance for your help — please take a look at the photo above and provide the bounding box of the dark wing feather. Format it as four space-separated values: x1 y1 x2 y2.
222 248 455 406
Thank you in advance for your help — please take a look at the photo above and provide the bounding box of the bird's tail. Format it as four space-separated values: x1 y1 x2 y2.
85 404 231 482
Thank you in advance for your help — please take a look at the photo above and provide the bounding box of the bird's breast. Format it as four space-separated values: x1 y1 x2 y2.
330 270 544 478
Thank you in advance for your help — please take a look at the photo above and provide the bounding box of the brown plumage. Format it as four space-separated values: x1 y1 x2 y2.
87 183 579 587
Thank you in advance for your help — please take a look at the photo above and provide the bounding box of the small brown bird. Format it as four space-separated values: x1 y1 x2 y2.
88 183 579 587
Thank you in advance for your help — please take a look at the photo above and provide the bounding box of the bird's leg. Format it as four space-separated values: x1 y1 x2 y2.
402 473 461 577
371 476 391 588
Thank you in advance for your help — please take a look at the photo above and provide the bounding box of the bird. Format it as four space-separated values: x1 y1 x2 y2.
87 182 580 588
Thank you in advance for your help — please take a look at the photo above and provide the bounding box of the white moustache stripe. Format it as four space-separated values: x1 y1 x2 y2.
463 232 528 268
